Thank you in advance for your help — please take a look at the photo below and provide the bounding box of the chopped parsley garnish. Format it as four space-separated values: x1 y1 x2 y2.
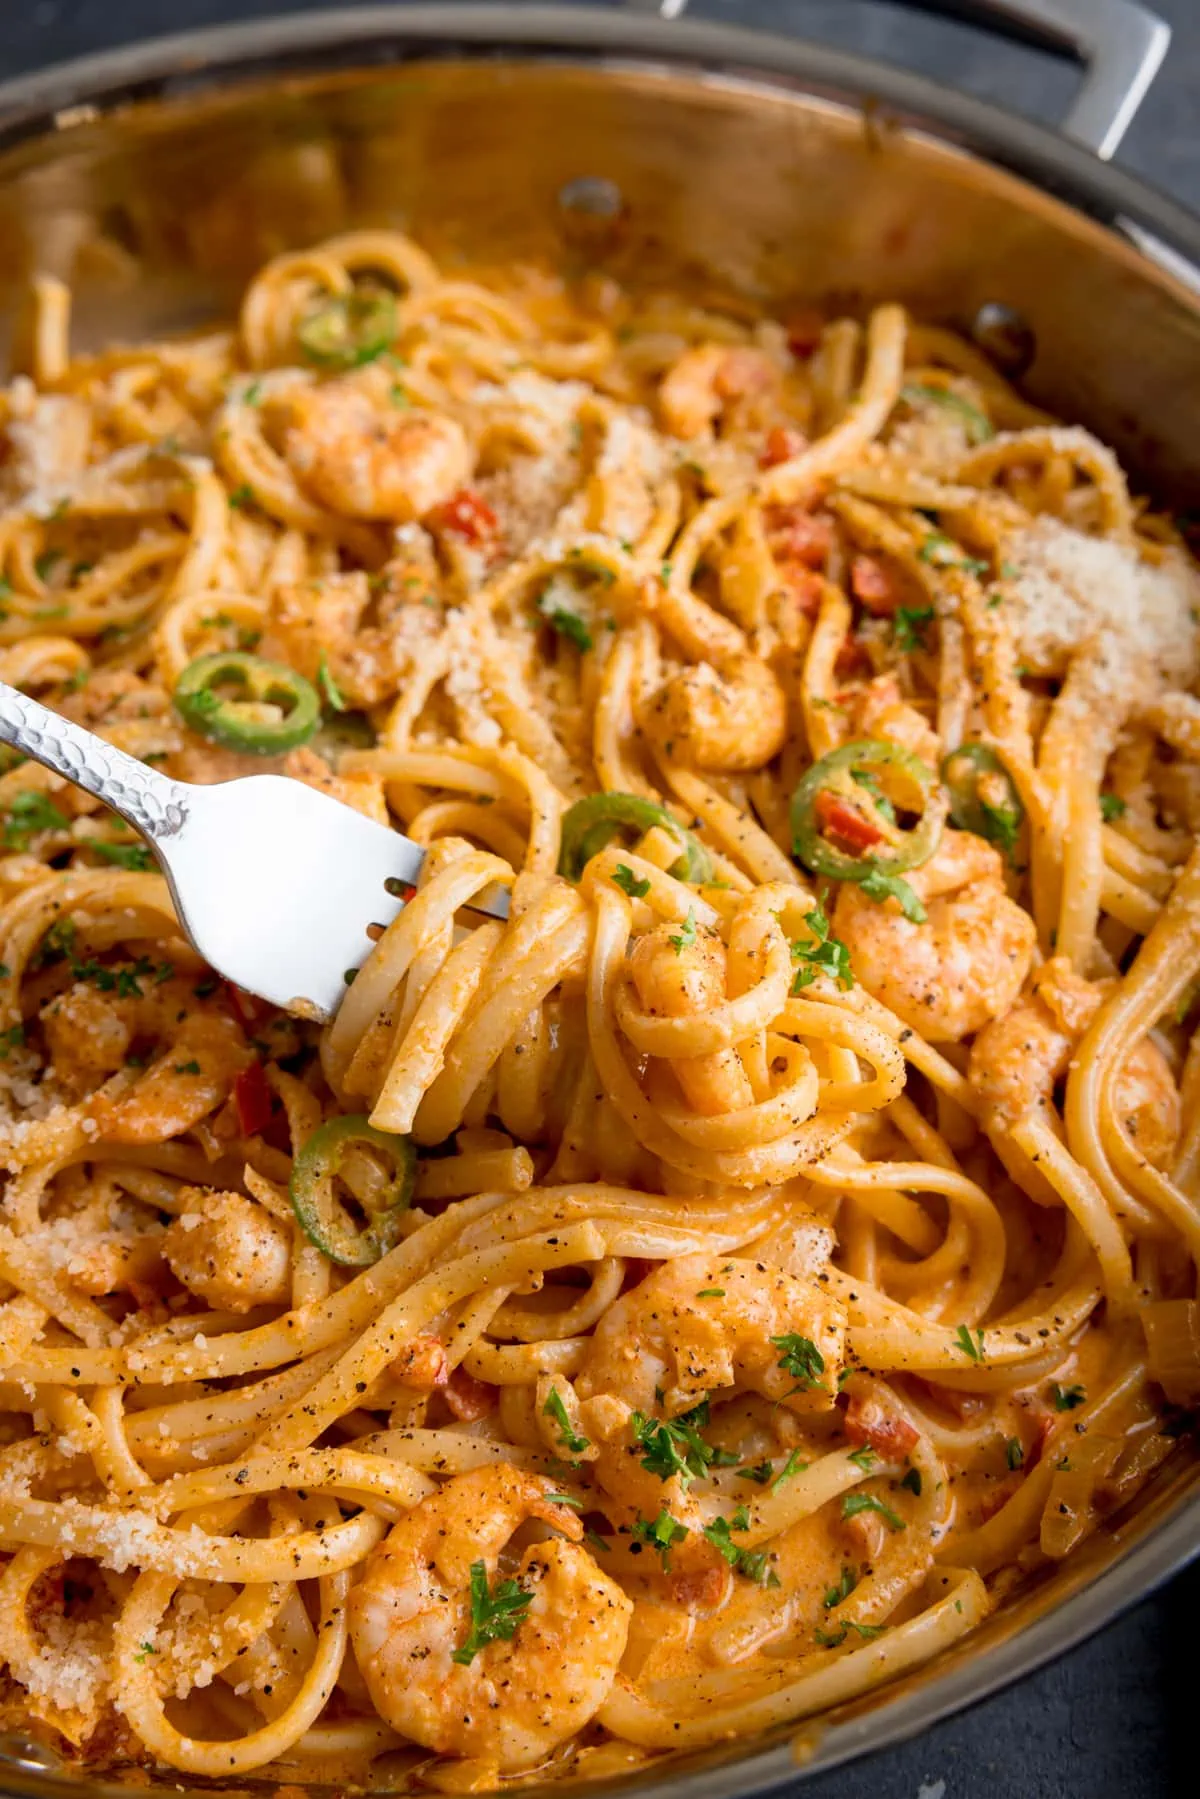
243 380 263 405
899 382 994 444
1006 1438 1025 1471
632 1508 689 1569
823 1565 858 1609
2 791 68 848
858 867 926 923
536 581 593 652
737 1459 774 1486
543 1388 589 1458
696 1288 725 1299
841 1492 905 1531
173 1060 202 1076
0 1024 25 1059
954 1324 985 1362
668 908 697 955
1051 1382 1087 1412
34 549 62 583
1099 793 1127 823
702 1516 780 1586
630 1402 733 1490
814 1620 884 1648
771 1332 827 1392
452 1560 532 1665
227 483 255 510
790 906 854 994
132 1641 158 1663
917 534 988 577
91 840 154 872
773 1448 809 1488
893 604 935 654
317 652 346 712
612 863 651 899
848 1446 877 1472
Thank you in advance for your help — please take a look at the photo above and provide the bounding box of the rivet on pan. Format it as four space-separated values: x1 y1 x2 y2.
557 177 624 221
0 1734 62 1771
970 302 1036 378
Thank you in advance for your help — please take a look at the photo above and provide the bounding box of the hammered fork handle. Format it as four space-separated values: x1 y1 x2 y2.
0 680 191 844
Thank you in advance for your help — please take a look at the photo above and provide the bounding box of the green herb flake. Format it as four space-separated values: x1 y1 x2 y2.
452 1560 532 1665
954 1323 985 1363
899 382 994 445
841 1491 905 1531
227 483 255 510
893 604 935 654
612 864 651 900
1051 1382 1086 1412
2 791 69 849
702 1517 780 1586
858 867 926 923
900 1467 922 1495
1099 793 1127 823
771 1333 826 1393
0 1024 25 1059
543 1387 589 1458
790 905 854 994
133 1642 158 1664
848 1445 876 1472
1006 1438 1025 1471
631 1509 689 1570
668 908 698 956
91 840 154 872
773 1447 810 1489
823 1565 858 1610
317 652 346 713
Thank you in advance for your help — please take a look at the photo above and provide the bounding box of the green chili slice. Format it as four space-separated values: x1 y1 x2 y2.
941 742 1024 859
296 287 397 371
174 652 320 754
558 793 712 884
791 739 946 884
290 1114 416 1267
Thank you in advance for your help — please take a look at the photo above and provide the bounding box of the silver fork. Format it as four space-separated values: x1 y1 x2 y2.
0 682 510 1019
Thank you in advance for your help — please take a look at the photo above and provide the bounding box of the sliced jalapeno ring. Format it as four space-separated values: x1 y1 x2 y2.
173 652 320 754
290 1114 416 1268
296 287 397 371
941 742 1024 858
790 739 946 883
558 792 713 884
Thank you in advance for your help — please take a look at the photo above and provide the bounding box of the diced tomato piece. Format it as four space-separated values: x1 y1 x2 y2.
851 553 906 616
769 507 834 570
814 789 885 854
844 1392 920 1461
393 1333 449 1390
232 1061 273 1137
834 634 872 679
444 1365 497 1422
759 424 809 469
430 488 499 546
785 307 825 359
668 1563 728 1609
777 562 825 623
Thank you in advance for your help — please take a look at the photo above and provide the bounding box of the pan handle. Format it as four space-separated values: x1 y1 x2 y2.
621 0 1169 160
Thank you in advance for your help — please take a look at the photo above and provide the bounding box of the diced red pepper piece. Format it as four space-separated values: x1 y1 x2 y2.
844 1391 920 1461
770 508 834 571
851 553 906 616
785 307 825 359
393 1333 450 1390
430 488 499 546
814 788 885 855
759 424 809 469
834 634 872 679
444 1365 497 1421
233 1061 273 1137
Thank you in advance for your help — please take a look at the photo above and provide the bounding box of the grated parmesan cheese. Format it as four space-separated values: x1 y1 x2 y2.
1002 514 1200 698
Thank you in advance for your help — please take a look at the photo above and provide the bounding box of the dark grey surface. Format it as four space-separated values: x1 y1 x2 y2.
0 3 1196 1795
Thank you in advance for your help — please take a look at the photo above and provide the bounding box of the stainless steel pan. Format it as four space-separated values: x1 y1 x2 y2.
0 3 1196 1792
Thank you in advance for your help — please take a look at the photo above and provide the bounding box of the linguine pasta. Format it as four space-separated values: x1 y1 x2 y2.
0 230 1195 1784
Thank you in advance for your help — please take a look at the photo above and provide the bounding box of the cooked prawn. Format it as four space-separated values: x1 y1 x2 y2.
642 653 788 772
284 378 471 521
349 1465 631 1773
657 345 780 440
578 1252 844 1420
264 542 441 709
837 672 941 768
161 1188 292 1313
627 923 752 1115
834 828 1036 1040
40 974 252 1141
969 956 1180 1171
